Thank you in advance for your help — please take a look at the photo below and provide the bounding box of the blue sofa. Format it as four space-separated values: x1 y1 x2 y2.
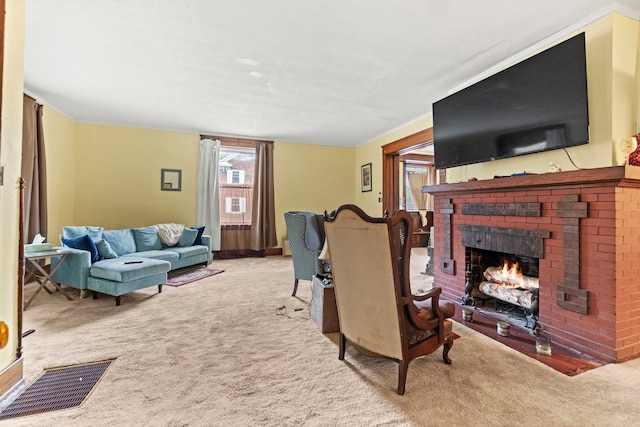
51 225 212 305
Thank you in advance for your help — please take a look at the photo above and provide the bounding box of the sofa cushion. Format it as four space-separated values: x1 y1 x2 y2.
62 235 101 263
132 227 164 252
90 257 170 283
123 250 179 262
178 228 198 247
102 229 137 256
167 245 208 259
191 226 205 245
63 226 104 242
95 239 119 259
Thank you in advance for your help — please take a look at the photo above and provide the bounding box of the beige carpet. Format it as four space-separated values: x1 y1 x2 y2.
5 249 640 426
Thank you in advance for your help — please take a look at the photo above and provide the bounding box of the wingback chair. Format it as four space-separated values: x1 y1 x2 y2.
324 204 455 395
284 211 326 296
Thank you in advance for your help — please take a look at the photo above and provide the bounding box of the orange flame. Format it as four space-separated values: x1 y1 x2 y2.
498 260 522 287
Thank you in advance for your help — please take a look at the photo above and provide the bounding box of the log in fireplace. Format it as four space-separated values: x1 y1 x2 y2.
423 165 640 363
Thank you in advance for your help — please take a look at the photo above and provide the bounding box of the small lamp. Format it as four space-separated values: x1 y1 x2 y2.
318 238 330 260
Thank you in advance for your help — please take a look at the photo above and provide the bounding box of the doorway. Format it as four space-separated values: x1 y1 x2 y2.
381 128 436 214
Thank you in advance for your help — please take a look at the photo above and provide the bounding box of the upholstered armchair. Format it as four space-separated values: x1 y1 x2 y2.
324 204 455 395
284 211 326 296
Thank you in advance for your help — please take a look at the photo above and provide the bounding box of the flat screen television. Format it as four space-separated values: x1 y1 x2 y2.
433 32 589 170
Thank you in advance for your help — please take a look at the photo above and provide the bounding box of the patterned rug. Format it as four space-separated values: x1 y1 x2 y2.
166 267 224 287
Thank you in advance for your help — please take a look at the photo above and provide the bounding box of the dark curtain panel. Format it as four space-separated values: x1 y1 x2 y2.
21 94 48 244
250 141 277 250
217 225 257 258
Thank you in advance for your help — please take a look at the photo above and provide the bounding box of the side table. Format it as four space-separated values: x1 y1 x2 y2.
24 248 74 309
309 275 340 333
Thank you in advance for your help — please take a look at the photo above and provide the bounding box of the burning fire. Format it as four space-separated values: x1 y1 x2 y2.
492 260 524 288
501 260 522 281
483 259 540 291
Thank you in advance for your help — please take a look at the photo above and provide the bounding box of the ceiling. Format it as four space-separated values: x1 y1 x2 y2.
24 1 640 148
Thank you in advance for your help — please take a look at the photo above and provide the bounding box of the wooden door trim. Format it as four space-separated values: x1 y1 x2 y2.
381 128 433 214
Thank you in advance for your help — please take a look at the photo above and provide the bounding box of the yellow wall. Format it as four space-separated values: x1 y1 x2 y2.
612 12 640 164
0 0 26 371
72 124 200 229
273 141 356 245
44 124 357 248
43 108 77 241
354 116 433 216
446 13 638 183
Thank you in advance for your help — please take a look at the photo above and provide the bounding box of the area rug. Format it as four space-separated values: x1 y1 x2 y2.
165 267 224 287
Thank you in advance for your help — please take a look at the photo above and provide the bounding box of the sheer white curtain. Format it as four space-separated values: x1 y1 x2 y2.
197 138 221 251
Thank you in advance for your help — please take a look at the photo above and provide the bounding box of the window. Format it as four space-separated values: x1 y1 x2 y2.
227 170 245 184
404 165 429 211
225 197 246 213
219 146 255 226
402 163 436 211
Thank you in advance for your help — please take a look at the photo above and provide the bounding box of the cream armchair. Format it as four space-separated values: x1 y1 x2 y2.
324 204 454 395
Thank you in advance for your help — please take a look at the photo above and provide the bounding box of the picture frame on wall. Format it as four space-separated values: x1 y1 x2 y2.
361 163 372 192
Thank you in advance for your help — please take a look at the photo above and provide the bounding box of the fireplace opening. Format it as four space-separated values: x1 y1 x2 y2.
462 247 539 329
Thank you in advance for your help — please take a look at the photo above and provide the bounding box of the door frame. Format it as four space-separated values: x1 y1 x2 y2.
381 128 434 214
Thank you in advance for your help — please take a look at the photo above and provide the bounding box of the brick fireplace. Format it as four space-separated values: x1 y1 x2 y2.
423 166 640 363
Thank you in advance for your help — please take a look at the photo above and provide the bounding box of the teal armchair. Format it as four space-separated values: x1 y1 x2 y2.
284 211 326 296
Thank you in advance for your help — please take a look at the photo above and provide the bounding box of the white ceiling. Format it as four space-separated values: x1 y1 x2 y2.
24 0 640 148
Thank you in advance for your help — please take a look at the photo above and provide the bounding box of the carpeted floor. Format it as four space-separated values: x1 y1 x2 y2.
7 249 640 426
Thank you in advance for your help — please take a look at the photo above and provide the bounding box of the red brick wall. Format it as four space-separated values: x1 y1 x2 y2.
432 183 640 363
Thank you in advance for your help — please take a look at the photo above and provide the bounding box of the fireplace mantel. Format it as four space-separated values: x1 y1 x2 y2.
423 165 640 195
422 164 640 363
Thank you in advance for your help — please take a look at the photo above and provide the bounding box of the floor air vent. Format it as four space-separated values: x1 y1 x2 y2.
0 359 114 420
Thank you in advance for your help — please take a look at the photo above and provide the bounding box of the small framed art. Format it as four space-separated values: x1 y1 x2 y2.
361 163 372 192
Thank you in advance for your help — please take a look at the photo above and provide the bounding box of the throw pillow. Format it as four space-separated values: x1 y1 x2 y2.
62 234 102 263
132 227 164 252
178 228 198 247
95 239 119 259
102 229 137 256
191 226 205 246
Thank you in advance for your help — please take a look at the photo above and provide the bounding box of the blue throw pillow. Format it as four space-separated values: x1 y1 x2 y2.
95 239 119 259
190 226 205 246
62 234 102 263
132 227 163 252
178 228 198 247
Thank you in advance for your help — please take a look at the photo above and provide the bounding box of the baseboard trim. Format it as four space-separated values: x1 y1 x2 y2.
264 247 282 256
0 357 24 408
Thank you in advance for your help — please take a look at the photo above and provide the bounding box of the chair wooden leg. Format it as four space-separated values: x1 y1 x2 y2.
397 360 408 395
338 333 346 360
443 335 454 364
115 296 121 306
158 284 163 293
292 278 299 296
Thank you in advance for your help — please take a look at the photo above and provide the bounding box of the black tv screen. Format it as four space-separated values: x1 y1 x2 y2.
433 32 589 169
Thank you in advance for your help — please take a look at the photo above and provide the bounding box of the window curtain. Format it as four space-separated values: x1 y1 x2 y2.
408 172 428 210
21 94 48 244
250 141 277 251
197 138 221 251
